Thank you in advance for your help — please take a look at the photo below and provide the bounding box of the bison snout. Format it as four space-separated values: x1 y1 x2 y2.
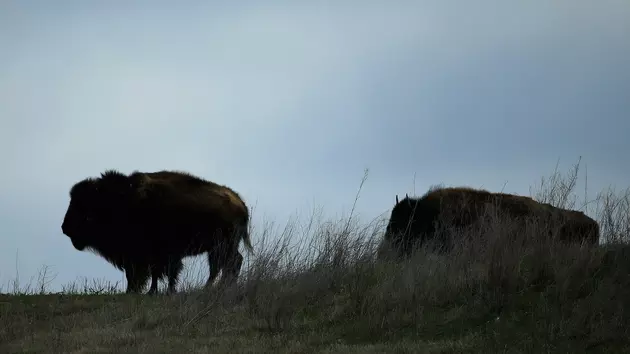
61 219 74 236
61 220 78 238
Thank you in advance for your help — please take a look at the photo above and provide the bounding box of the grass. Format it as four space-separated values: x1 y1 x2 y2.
3 159 630 353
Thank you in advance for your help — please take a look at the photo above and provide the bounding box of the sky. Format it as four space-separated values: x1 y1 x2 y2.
1 0 629 292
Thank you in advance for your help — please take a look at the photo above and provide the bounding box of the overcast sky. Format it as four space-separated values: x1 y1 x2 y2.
1 1 629 292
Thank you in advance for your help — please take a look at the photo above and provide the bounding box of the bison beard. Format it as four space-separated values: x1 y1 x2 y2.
61 169 254 295
379 187 600 260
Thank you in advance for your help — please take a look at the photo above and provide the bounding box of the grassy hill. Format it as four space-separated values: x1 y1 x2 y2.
2 162 630 353
2 240 630 353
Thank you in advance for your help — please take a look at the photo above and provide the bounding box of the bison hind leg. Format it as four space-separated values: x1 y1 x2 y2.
147 266 163 296
166 257 184 295
205 252 221 289
220 251 244 286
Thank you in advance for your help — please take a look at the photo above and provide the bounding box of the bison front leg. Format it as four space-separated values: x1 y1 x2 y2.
145 258 183 295
125 264 149 294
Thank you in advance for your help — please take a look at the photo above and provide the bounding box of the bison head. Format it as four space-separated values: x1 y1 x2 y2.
61 170 141 251
384 194 415 240
61 178 101 250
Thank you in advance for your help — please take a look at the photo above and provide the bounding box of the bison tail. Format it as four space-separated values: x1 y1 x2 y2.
236 223 254 254
242 229 254 254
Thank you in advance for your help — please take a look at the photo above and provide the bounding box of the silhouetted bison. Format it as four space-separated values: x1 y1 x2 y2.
378 186 600 259
61 169 253 294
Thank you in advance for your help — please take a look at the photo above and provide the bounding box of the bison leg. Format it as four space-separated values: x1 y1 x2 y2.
166 258 184 295
125 264 149 294
147 267 160 295
204 252 221 289
219 251 243 286
144 258 183 295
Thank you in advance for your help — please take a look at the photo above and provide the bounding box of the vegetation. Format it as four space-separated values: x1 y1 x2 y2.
2 159 630 353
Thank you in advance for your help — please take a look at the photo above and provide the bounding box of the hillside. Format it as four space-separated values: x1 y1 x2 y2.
2 165 630 353
2 241 630 353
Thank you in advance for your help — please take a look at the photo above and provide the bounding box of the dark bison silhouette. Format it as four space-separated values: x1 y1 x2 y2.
61 169 253 294
379 186 600 259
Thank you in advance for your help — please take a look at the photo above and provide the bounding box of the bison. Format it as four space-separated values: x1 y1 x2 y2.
61 169 254 295
378 186 600 259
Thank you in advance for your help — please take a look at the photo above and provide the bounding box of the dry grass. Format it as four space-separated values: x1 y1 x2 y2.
2 160 630 353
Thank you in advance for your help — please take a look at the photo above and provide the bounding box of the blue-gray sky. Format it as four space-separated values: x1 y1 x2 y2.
1 1 629 291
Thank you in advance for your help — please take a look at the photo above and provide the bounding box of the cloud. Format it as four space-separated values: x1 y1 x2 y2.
1 1 629 290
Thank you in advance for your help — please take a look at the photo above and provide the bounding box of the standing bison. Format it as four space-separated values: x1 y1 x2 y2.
61 169 254 294
378 186 600 259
